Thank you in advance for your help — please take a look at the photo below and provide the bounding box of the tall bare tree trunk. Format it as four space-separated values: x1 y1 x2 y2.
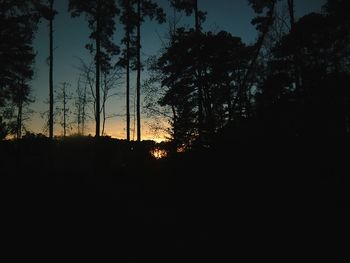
194 0 203 142
82 84 87 135
63 84 66 137
136 0 141 142
16 83 23 139
76 79 81 134
49 0 54 139
287 0 295 25
102 73 107 136
102 101 106 136
95 0 101 138
17 103 22 139
126 1 131 141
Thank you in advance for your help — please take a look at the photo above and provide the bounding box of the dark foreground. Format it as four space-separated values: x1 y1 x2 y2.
1 136 349 261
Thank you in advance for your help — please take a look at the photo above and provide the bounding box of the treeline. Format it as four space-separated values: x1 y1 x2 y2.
146 0 350 150
1 0 349 148
0 0 165 140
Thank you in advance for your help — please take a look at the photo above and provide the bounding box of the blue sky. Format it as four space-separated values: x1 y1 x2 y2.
29 0 326 140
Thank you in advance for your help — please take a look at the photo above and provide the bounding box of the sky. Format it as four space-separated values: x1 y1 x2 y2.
29 0 326 140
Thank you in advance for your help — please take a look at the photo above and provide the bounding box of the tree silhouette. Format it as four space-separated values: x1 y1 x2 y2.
69 0 119 138
135 0 166 142
0 116 6 140
0 0 41 139
48 0 55 139
1 1 350 238
74 76 89 135
241 0 276 108
13 81 35 139
285 0 303 97
170 0 206 143
55 82 73 137
249 0 350 136
153 29 249 147
118 0 138 142
101 67 123 136
40 0 58 139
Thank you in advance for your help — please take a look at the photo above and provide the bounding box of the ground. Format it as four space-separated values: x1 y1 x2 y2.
1 136 348 261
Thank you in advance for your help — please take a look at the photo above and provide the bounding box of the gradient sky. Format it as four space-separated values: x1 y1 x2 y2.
29 0 326 140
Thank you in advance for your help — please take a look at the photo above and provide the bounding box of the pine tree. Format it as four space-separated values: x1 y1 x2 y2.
135 0 166 142
118 0 138 141
170 0 206 143
69 0 119 138
40 0 58 139
0 0 40 139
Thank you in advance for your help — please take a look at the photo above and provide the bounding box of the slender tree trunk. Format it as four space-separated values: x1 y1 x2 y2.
232 0 276 113
17 85 23 139
17 103 22 139
136 0 141 142
102 74 107 136
82 84 87 135
78 108 81 135
171 105 177 136
95 0 101 138
126 44 130 141
171 6 178 147
75 77 82 135
171 104 178 150
76 77 81 135
49 0 54 139
126 1 131 141
194 0 203 142
102 103 106 136
63 84 66 137
287 0 295 25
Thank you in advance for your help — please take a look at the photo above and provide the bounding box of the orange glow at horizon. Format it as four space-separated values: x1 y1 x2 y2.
150 148 168 159
27 116 169 142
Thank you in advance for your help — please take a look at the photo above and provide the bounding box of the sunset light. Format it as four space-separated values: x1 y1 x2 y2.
1 0 348 259
150 148 168 160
